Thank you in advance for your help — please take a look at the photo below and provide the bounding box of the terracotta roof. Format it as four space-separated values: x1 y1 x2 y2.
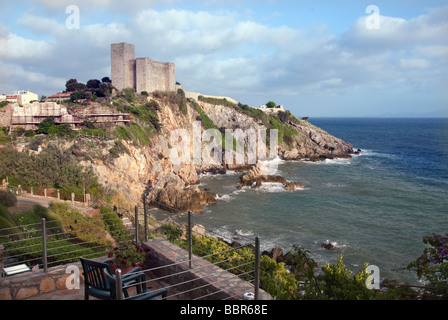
47 92 72 99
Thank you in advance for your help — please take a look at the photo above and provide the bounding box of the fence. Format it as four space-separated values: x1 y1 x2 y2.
0 209 134 273
3 182 92 205
0 199 262 300
114 200 262 300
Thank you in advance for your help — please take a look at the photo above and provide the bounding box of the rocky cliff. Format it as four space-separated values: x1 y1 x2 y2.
2 92 353 212
81 93 353 212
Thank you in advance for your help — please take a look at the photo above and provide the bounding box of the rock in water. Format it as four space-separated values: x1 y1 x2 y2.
147 173 216 213
321 240 336 251
237 161 304 190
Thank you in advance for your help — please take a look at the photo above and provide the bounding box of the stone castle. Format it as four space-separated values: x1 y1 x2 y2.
111 43 176 93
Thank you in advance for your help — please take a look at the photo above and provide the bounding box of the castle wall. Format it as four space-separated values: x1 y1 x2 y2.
136 58 175 93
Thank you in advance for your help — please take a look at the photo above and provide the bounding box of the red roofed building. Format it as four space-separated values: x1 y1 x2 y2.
45 92 72 102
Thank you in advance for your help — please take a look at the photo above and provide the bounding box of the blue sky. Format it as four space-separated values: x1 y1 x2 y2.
1 0 447 117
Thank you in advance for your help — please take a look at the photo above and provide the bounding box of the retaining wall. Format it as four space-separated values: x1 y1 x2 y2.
0 263 81 300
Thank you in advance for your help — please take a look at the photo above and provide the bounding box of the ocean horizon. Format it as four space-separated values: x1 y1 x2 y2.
153 117 448 285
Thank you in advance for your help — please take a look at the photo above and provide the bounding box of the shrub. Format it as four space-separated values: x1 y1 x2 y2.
36 117 73 136
100 206 128 241
146 100 160 112
24 130 35 137
0 101 9 109
123 88 136 103
190 100 218 130
320 255 373 300
70 90 86 102
0 127 11 144
108 245 151 271
189 234 255 280
266 101 276 108
162 223 184 243
114 124 152 147
14 210 42 238
198 96 236 108
0 190 17 207
407 233 448 298
260 255 298 300
0 203 14 222
109 140 130 158
33 205 63 234
49 203 110 247
0 215 20 241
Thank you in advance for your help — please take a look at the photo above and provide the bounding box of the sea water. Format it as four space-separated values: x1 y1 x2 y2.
155 118 448 284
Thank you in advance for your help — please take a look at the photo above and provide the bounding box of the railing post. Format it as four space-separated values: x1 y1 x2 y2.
115 269 124 300
41 218 48 273
143 193 148 241
135 205 139 246
188 210 192 268
254 236 260 300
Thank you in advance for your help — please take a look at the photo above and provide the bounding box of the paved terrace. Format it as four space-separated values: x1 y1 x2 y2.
0 238 270 300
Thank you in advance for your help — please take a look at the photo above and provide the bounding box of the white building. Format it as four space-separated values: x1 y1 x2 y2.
1 91 39 105
258 104 285 114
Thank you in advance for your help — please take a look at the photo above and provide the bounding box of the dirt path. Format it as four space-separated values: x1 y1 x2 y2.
8 196 52 214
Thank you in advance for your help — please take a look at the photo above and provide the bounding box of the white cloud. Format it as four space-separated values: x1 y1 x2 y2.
17 12 64 36
0 33 52 60
28 0 175 12
413 45 448 59
400 58 430 69
1 3 447 116
0 60 65 94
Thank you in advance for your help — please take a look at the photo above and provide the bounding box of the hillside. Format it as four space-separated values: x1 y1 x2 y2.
0 90 353 212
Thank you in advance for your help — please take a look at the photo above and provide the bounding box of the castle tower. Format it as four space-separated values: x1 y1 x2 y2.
111 43 136 91
111 42 175 93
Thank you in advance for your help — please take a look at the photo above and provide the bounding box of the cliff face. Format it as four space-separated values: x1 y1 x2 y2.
279 121 354 161
79 95 353 211
3 94 352 211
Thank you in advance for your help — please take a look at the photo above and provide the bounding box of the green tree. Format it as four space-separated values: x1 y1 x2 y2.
86 79 101 89
70 90 86 102
24 130 35 137
36 118 73 136
36 117 56 134
266 101 276 108
65 79 86 92
94 83 112 97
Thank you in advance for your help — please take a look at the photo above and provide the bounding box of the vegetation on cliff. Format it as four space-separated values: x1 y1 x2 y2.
0 145 103 201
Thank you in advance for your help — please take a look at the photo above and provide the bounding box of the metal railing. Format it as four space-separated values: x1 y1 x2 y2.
0 209 136 273
0 200 261 300
114 200 261 300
